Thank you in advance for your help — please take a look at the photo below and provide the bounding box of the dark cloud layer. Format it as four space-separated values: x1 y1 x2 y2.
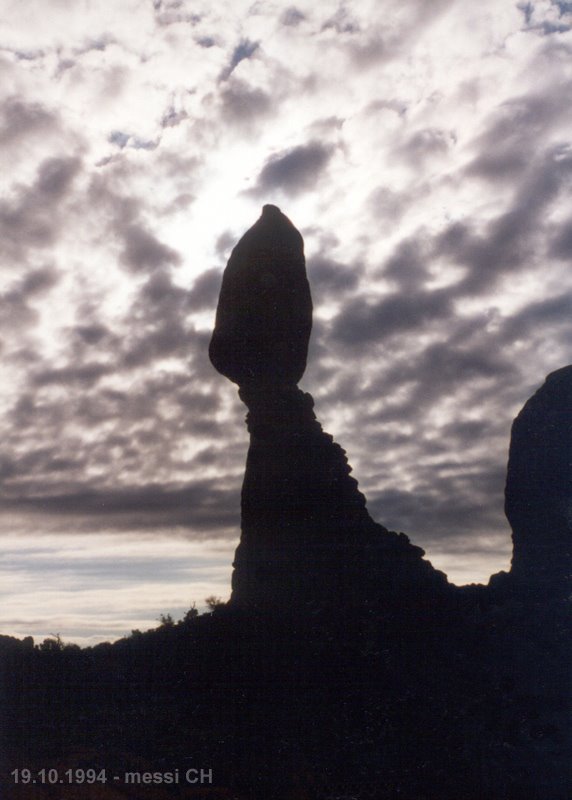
0 97 57 145
332 288 453 346
120 224 181 272
466 92 569 182
1 481 239 534
307 255 359 296
0 266 60 334
397 127 455 166
0 155 82 260
281 7 306 27
220 79 271 125
251 141 334 196
188 268 222 310
551 218 572 259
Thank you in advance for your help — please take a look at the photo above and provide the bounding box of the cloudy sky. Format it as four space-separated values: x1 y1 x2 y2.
1 0 572 644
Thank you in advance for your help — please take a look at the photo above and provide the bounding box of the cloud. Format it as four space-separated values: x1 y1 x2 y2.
75 323 110 345
500 294 572 343
31 363 112 388
18 266 60 296
466 90 572 183
331 287 454 346
0 156 82 261
220 38 260 81
219 79 271 125
250 141 334 197
121 323 189 367
367 480 506 541
119 224 182 272
307 254 359 297
0 266 60 335
550 217 572 259
433 144 572 295
188 268 222 310
368 186 410 223
321 6 361 35
0 97 57 146
379 340 517 412
2 362 233 513
117 270 196 366
161 104 188 129
36 156 82 197
0 481 239 533
397 127 455 166
381 234 431 291
280 7 306 27
517 0 572 34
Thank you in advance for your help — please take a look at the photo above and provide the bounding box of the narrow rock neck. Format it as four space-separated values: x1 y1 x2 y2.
238 384 321 438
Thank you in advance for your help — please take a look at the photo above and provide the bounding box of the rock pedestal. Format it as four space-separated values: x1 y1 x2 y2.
232 384 447 610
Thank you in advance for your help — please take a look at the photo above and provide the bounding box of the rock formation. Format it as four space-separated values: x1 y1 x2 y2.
505 365 572 595
210 205 448 612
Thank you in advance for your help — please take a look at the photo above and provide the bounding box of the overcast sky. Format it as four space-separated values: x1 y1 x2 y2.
1 0 572 644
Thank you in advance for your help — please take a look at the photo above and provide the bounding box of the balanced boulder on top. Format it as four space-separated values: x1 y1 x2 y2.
209 204 312 389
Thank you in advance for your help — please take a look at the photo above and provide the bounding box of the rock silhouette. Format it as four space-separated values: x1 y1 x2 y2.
505 365 572 594
209 204 312 388
210 205 448 612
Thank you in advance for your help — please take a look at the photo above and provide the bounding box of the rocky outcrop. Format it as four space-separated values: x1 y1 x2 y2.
210 205 448 612
505 365 572 595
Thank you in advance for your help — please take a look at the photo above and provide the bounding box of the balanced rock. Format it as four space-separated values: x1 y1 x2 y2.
209 204 312 389
505 365 572 593
210 205 448 612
